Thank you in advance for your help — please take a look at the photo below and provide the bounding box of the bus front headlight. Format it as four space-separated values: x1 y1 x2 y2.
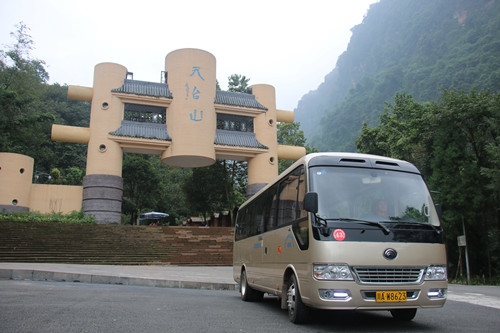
313 264 354 280
424 265 447 280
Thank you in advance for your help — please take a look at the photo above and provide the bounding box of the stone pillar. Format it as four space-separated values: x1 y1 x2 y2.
83 62 127 224
162 48 217 168
246 84 279 198
82 175 123 224
0 153 34 212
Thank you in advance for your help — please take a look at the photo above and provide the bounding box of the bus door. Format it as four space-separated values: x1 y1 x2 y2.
245 197 266 288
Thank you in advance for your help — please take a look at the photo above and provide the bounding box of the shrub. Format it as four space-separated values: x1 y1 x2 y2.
0 210 97 224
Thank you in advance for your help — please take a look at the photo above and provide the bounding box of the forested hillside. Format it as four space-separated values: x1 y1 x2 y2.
296 0 500 151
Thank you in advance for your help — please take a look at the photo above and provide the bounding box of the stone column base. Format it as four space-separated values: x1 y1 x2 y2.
83 174 123 224
0 205 29 213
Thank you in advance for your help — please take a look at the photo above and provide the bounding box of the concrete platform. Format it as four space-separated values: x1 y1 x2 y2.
0 263 237 290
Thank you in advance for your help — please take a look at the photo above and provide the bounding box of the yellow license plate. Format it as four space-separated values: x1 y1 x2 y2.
376 291 407 302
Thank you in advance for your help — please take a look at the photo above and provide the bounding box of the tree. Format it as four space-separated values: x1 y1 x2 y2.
0 23 88 182
356 88 500 281
429 89 499 280
222 160 247 224
122 154 162 224
0 22 49 93
277 122 318 174
49 168 63 184
152 157 191 225
183 161 228 221
63 167 85 186
356 93 432 171
227 74 250 92
0 22 54 170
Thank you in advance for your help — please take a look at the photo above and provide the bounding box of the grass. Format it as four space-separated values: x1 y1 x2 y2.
449 276 500 286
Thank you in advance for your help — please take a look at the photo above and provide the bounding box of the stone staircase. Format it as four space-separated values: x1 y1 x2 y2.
0 221 234 265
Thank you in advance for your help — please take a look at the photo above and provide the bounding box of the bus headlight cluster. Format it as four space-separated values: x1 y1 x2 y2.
313 264 353 280
427 288 447 299
424 265 447 280
319 289 351 301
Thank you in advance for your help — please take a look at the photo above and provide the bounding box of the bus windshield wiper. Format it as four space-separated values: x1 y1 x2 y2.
325 218 391 235
381 219 442 235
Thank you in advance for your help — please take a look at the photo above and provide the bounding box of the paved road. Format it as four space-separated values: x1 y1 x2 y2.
1 280 499 333
448 284 500 310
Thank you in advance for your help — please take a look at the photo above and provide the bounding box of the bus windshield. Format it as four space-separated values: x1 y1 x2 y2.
309 166 439 226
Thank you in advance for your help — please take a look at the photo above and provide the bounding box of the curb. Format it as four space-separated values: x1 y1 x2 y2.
0 268 238 291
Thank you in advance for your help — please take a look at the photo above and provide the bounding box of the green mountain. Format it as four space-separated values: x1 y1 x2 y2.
296 0 500 152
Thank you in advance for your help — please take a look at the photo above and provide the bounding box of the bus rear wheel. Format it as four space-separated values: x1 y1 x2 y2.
240 269 263 302
390 308 417 321
286 274 309 324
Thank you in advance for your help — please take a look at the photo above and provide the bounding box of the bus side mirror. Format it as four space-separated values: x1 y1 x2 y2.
435 203 442 219
304 192 318 214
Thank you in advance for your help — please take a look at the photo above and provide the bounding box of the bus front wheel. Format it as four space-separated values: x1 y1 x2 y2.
286 274 309 324
240 269 263 302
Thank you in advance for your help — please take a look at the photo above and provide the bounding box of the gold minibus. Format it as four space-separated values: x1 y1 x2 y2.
233 153 447 323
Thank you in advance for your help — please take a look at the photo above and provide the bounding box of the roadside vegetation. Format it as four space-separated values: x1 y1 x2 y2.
0 210 96 224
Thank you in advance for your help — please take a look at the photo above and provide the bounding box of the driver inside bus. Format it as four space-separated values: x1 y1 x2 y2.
375 200 389 218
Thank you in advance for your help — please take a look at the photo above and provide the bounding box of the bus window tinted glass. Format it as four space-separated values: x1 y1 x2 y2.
277 166 305 226
309 167 439 225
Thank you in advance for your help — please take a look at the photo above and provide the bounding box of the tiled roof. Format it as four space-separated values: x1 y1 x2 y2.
109 120 171 140
109 121 268 150
215 130 268 149
112 80 173 98
215 90 267 110
111 80 267 110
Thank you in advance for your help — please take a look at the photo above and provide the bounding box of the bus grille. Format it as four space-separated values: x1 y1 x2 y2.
353 267 425 284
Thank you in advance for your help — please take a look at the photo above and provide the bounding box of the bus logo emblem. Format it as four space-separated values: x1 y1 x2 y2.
383 248 398 260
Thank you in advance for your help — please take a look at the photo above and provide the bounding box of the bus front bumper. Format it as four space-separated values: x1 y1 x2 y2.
302 280 447 310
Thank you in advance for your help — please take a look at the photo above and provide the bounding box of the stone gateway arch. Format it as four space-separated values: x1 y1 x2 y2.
49 48 305 224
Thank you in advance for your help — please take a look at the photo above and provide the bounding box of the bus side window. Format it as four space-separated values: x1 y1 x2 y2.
277 166 305 226
296 167 306 220
293 219 309 250
254 196 264 234
277 177 294 226
235 207 247 240
265 184 279 231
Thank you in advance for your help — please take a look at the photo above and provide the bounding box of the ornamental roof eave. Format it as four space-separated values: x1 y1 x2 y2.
108 121 268 150
109 120 171 141
214 129 268 150
111 79 173 98
215 90 267 110
111 79 268 111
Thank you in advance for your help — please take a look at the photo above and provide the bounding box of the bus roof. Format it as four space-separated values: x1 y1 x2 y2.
304 152 420 173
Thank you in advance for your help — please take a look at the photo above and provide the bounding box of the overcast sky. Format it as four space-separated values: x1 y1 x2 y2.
0 0 376 111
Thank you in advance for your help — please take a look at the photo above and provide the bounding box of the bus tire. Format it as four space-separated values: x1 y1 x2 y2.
390 308 417 321
286 274 309 324
240 269 263 302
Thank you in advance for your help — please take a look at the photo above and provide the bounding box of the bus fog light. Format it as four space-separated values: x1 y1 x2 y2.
319 289 351 300
314 264 353 280
428 288 447 299
425 265 447 280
